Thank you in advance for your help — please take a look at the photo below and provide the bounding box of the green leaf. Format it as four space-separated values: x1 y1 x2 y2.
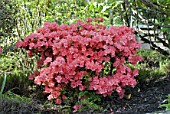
0 73 7 94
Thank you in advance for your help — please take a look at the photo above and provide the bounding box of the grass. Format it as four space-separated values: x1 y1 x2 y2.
0 73 7 95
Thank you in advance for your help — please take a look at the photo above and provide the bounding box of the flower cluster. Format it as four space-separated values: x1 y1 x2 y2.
16 18 142 104
0 47 2 54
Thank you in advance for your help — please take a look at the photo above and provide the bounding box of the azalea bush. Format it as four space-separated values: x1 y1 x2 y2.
16 18 142 107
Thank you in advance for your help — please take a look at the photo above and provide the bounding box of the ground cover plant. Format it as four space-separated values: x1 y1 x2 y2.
161 94 170 111
16 18 142 112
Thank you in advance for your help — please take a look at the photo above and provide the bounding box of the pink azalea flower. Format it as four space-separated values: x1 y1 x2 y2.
55 98 62 104
73 105 82 111
0 47 3 54
86 18 92 23
55 75 62 83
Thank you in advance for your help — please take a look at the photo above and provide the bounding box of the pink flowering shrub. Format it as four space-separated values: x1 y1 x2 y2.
16 18 142 104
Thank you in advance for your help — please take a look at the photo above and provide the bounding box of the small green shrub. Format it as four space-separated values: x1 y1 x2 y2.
0 51 37 95
135 49 170 82
161 94 170 110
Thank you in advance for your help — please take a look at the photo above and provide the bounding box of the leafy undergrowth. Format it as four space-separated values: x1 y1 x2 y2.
136 49 170 83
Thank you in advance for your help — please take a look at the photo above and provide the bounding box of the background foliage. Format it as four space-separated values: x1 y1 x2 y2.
0 0 18 49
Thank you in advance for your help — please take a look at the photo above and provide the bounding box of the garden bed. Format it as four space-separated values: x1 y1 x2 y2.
0 73 170 114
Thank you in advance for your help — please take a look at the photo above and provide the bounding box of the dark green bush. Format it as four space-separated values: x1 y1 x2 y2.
0 0 18 39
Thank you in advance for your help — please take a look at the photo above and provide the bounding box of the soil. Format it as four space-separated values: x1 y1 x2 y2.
1 74 170 114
